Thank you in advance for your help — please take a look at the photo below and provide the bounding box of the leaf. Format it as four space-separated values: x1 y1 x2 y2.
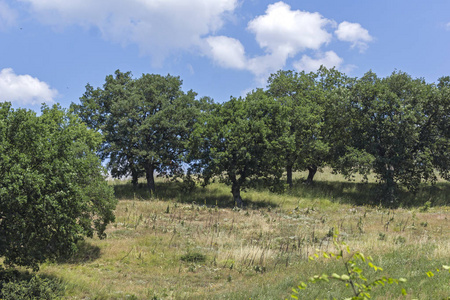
320 274 329 282
331 273 341 279
359 253 366 262
341 274 350 281
426 271 434 278
401 288 407 295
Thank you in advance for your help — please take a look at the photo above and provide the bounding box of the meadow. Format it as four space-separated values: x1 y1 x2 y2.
36 170 450 299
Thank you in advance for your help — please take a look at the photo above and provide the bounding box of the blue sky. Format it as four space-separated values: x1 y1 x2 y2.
1 0 449 110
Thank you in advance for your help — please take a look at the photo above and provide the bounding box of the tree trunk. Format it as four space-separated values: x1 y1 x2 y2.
305 164 317 184
383 165 396 204
145 163 156 196
231 181 243 208
131 168 139 187
286 164 293 188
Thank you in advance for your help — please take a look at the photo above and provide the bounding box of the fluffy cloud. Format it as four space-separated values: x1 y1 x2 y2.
0 68 58 105
335 21 373 52
205 36 246 69
19 0 238 64
247 1 333 57
204 1 335 81
294 51 343 72
0 1 17 30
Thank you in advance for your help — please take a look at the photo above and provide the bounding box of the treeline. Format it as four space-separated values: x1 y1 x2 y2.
71 67 450 206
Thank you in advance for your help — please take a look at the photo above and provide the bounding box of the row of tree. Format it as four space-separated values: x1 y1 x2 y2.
71 67 449 205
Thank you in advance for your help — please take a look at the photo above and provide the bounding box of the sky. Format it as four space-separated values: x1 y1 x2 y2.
1 0 450 111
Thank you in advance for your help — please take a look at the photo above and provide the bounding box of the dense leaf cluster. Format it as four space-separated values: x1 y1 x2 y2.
0 103 116 270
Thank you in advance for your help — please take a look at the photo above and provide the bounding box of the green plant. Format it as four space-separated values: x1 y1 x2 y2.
0 103 116 271
290 230 407 300
1 275 65 300
420 201 432 212
180 251 207 263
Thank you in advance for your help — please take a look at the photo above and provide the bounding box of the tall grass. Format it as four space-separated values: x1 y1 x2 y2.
31 171 450 299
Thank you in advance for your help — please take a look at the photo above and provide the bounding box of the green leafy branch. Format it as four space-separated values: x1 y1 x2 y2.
290 229 407 300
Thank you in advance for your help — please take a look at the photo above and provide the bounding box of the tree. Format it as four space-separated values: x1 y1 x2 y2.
267 67 357 185
432 76 450 180
0 103 116 270
346 71 449 202
190 89 288 206
267 69 327 186
72 70 200 195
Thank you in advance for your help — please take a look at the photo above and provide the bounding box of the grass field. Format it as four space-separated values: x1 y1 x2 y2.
35 170 449 299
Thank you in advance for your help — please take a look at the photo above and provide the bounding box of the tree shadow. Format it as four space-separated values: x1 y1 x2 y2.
288 179 450 208
112 181 279 209
56 240 101 264
112 178 449 209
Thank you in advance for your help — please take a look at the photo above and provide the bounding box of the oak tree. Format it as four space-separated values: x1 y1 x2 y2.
0 103 116 270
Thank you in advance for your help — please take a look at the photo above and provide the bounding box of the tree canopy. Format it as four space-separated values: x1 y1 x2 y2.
71 70 201 195
0 103 116 270
344 71 450 202
190 89 289 206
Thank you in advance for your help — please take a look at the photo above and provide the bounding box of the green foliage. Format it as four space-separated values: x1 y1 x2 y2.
341 71 449 203
73 68 448 205
291 230 407 300
1 275 64 300
267 67 361 186
71 70 202 195
189 89 289 206
0 103 116 270
267 69 326 186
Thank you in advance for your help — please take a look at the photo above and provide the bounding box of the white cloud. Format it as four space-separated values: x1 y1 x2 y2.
19 0 238 64
0 68 58 105
293 51 344 72
247 1 333 57
216 1 334 81
205 36 247 69
446 22 450 31
0 1 17 30
335 21 373 52
247 53 288 84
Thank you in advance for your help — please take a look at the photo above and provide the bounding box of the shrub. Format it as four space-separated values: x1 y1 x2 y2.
180 251 207 263
1 275 65 300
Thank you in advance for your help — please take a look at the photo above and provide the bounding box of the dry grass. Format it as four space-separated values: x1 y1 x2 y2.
33 173 450 299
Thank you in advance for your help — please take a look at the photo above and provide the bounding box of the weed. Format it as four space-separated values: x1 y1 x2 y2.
180 252 207 263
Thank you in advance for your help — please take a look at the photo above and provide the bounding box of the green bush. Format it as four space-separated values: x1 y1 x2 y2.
1 275 65 300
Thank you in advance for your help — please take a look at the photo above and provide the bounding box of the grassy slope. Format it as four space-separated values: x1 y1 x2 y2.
38 171 449 299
